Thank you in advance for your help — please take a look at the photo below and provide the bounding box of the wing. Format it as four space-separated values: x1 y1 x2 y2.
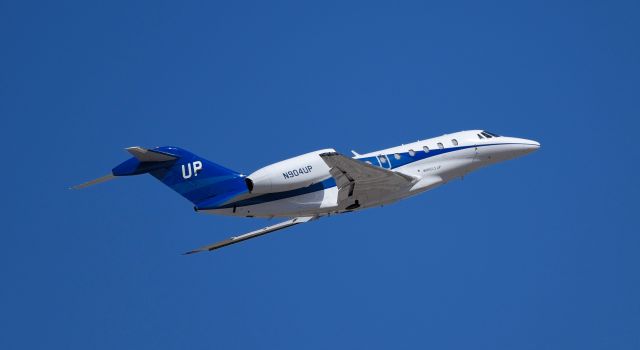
319 152 418 209
184 216 316 254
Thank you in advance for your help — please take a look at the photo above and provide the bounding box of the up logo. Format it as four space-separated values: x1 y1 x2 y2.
181 160 203 179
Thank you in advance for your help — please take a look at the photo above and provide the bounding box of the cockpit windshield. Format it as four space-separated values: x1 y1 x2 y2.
483 131 500 137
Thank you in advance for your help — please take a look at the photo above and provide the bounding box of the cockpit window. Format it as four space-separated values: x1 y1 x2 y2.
481 132 493 138
478 134 484 139
483 131 500 137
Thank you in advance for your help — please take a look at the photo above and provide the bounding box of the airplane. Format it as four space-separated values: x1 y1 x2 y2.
73 130 540 254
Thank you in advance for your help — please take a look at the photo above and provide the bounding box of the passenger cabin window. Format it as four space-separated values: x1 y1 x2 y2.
378 155 387 164
408 149 415 156
437 142 444 149
452 139 458 146
394 153 401 160
365 161 372 165
423 146 429 153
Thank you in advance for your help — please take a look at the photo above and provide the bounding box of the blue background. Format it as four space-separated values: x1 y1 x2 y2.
2 1 638 349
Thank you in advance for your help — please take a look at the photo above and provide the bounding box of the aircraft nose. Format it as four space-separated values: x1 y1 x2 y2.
479 137 540 163
519 139 541 154
487 138 540 161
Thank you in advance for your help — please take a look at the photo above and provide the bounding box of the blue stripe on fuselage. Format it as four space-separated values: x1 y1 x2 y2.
356 144 478 168
216 177 337 209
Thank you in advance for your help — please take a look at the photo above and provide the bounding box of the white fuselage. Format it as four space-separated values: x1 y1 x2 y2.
205 130 540 218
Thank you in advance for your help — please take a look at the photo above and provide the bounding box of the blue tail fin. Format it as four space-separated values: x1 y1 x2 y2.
112 146 248 208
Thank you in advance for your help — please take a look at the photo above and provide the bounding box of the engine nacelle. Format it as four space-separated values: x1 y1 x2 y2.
246 149 335 194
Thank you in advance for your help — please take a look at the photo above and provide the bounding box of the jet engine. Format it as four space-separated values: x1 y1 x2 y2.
245 149 335 194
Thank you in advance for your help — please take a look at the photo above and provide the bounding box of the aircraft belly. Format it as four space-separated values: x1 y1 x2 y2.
229 188 335 218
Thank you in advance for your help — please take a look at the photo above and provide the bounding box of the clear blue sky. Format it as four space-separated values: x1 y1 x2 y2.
2 1 639 349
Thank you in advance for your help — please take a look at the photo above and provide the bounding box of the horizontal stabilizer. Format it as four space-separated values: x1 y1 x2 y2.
69 174 115 190
126 146 178 162
184 216 315 254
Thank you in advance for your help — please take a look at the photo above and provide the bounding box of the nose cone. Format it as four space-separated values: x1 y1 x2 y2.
518 139 541 155
521 139 541 156
505 139 540 160
482 138 540 163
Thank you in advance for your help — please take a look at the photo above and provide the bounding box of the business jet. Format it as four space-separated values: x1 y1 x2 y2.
73 130 539 254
